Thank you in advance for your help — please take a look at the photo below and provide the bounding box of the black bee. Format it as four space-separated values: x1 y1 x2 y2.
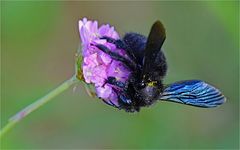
94 20 226 112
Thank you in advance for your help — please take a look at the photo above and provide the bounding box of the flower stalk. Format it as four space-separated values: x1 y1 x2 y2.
0 75 79 139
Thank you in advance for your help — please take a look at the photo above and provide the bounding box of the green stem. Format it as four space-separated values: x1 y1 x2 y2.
0 75 79 139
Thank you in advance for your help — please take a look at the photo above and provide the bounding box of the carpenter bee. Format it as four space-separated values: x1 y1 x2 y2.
94 20 226 112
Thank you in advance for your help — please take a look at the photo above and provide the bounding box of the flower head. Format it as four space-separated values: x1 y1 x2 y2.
78 18 130 107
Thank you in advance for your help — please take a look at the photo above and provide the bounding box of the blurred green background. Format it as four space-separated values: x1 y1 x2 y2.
1 1 239 149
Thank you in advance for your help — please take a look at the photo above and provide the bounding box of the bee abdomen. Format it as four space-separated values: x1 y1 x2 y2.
123 33 147 64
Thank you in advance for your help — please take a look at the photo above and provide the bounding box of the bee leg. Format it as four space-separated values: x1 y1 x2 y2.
119 95 132 105
101 36 126 49
118 94 138 112
94 44 137 70
107 77 133 105
111 88 132 105
107 77 127 89
100 36 138 63
111 86 138 112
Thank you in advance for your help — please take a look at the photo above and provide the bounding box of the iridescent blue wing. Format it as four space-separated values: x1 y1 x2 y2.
159 80 226 107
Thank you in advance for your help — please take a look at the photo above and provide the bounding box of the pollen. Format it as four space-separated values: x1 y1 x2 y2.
114 67 121 73
148 81 157 87
93 33 100 38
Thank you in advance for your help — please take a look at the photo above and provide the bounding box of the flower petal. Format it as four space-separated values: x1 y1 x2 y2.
78 18 131 107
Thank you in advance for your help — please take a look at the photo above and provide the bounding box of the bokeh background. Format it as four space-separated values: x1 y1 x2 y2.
1 1 239 149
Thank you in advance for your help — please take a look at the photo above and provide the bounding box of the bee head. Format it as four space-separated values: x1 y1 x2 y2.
137 80 162 105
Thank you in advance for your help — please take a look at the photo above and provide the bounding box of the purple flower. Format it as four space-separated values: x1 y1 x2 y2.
79 18 131 107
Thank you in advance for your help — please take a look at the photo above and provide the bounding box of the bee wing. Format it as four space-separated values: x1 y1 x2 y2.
142 20 166 77
145 20 166 56
159 80 226 108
